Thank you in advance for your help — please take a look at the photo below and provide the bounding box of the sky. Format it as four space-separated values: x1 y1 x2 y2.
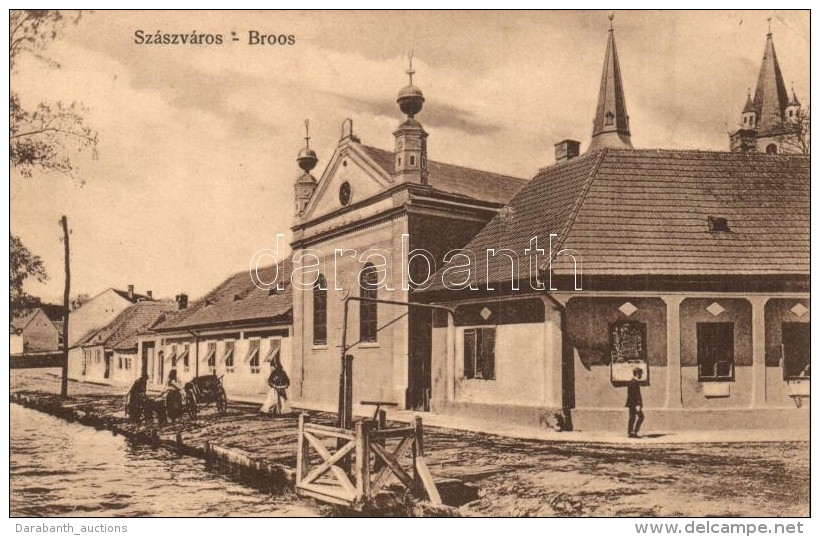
9 10 810 303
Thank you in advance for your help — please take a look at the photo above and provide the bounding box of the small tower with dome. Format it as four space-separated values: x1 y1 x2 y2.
393 52 429 184
294 119 319 215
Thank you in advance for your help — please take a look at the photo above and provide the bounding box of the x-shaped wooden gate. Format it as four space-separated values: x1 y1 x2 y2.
295 413 441 507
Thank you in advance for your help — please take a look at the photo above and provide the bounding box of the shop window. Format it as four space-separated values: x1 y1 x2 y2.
264 339 282 367
205 342 217 374
224 341 235 373
463 327 496 380
697 322 735 381
247 339 261 374
179 344 190 373
782 322 810 379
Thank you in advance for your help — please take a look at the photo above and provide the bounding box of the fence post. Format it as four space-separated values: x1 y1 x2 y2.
413 416 423 496
355 419 371 503
343 355 354 429
339 355 355 472
296 413 310 485
373 409 387 472
412 416 442 505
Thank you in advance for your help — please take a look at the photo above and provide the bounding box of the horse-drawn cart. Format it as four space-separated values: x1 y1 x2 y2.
125 374 228 423
183 374 228 418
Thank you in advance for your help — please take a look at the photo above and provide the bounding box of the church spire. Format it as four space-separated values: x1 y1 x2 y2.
751 28 790 134
588 14 633 152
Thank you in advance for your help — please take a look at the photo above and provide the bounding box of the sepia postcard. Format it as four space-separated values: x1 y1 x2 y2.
8 8 811 525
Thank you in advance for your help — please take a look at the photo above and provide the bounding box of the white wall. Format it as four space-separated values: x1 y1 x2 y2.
144 326 292 399
68 290 132 346
453 323 546 406
292 215 411 407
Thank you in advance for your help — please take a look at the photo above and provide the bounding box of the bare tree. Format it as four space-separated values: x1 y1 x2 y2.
776 105 810 155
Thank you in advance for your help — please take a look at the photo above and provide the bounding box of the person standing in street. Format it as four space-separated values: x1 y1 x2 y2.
260 360 291 416
626 367 645 438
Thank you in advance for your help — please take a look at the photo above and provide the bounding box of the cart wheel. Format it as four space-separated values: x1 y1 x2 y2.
216 387 228 415
187 390 198 419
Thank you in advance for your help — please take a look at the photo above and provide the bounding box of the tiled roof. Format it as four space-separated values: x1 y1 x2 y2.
39 303 65 322
360 145 527 205
112 288 152 303
153 261 293 331
430 149 809 288
78 301 177 352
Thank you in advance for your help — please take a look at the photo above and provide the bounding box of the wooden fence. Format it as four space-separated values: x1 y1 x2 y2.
295 413 441 508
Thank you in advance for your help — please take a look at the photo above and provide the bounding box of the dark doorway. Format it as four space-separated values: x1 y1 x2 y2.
782 322 810 379
141 341 154 377
407 306 432 411
696 322 735 381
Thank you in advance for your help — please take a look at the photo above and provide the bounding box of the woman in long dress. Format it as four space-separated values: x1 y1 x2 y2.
260 361 291 416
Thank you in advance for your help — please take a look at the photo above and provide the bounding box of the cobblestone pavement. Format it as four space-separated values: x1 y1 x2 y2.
11 369 809 517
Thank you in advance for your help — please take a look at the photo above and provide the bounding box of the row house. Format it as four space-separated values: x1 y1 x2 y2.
75 301 176 384
67 285 153 380
137 262 293 399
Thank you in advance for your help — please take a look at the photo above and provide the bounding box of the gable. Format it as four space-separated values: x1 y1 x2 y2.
302 143 393 222
23 309 60 336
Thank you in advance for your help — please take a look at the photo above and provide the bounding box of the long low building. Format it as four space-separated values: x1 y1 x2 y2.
137 262 293 399
421 148 809 431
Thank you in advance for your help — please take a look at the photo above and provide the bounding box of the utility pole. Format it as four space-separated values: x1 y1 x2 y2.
60 215 70 397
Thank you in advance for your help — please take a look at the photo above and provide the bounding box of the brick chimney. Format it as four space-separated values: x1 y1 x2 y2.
175 293 188 310
127 284 135 299
146 290 153 299
555 139 581 162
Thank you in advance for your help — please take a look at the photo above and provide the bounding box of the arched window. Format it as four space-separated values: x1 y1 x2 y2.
313 274 327 345
359 263 378 342
410 155 416 167
766 143 778 154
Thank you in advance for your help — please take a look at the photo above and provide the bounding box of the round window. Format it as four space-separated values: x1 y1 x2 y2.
339 181 352 206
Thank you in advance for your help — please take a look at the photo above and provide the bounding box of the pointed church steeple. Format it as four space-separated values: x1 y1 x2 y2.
588 14 633 152
730 22 803 154
751 27 790 134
